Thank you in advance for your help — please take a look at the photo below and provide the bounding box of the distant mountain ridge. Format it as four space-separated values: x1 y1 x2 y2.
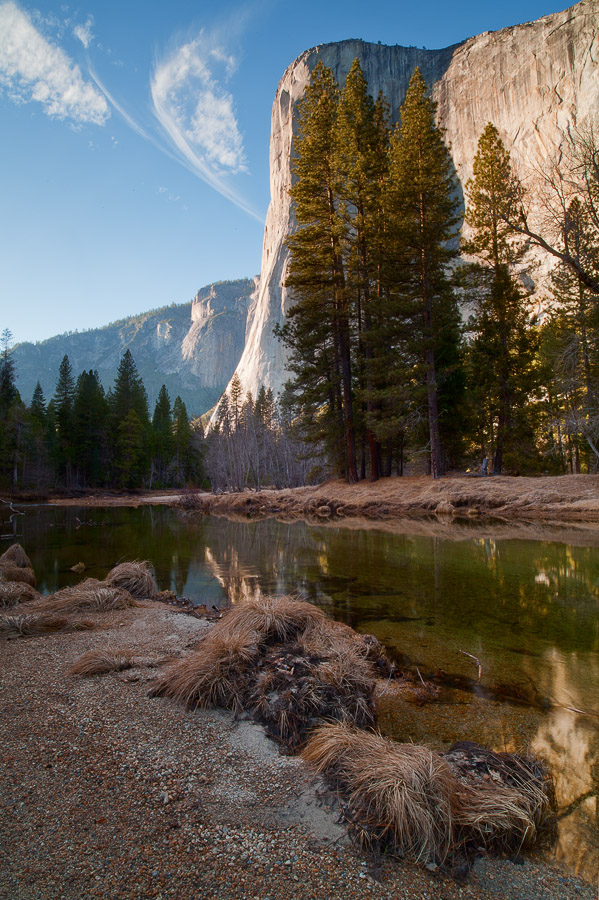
13 278 255 417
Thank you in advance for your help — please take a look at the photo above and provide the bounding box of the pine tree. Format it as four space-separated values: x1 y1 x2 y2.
53 354 76 486
229 373 244 430
172 396 193 484
283 61 358 482
465 123 540 473
335 60 390 479
0 329 18 415
385 68 462 478
152 385 173 485
72 370 109 487
110 350 151 486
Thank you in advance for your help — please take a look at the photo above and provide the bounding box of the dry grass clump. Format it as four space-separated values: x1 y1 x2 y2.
303 722 456 863
104 561 157 599
445 741 555 852
302 725 555 866
32 579 138 614
0 613 94 639
0 581 40 608
221 594 326 642
150 626 260 710
0 563 36 587
0 543 33 569
68 648 165 676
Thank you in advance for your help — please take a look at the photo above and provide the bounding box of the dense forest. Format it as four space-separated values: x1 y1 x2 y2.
2 63 598 490
271 62 599 480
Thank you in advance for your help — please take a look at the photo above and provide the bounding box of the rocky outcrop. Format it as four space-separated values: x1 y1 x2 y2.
228 0 599 402
13 279 254 417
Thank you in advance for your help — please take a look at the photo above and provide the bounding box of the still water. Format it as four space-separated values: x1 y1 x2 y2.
4 504 599 881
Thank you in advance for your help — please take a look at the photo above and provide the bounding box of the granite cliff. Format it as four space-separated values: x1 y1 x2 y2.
13 279 254 418
227 0 599 402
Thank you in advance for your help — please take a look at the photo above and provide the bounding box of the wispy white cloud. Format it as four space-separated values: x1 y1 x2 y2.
73 16 94 49
151 29 262 221
87 62 149 139
0 1 109 124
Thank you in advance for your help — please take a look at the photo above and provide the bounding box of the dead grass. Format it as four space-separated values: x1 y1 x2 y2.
0 613 94 639
0 543 33 569
67 648 165 676
302 724 555 865
0 582 40 608
150 626 260 710
32 579 138 614
104 561 157 599
221 594 326 642
302 722 456 863
0 564 36 588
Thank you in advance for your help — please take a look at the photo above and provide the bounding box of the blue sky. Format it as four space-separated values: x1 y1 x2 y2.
1 0 569 346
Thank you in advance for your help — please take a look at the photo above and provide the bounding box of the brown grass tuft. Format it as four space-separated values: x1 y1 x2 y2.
68 648 165 676
0 613 94 638
0 563 36 587
150 626 260 709
104 561 157 599
303 722 456 863
0 581 40 608
0 543 33 569
32 579 138 614
222 594 326 642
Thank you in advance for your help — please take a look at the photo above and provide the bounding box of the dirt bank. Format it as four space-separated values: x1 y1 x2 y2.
1 601 594 900
178 474 599 526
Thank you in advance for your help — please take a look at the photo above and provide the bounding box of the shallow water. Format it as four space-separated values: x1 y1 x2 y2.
4 504 598 881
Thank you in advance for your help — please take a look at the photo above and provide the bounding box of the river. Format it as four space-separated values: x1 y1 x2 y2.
4 503 598 882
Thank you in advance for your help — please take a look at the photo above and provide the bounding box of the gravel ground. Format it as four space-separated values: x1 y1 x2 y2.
1 602 596 900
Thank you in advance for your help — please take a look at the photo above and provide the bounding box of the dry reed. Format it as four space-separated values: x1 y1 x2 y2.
303 722 456 863
150 627 260 710
32 579 138 614
0 543 33 569
104 561 157 599
0 613 94 639
68 648 164 676
0 582 40 608
221 594 326 642
0 563 36 588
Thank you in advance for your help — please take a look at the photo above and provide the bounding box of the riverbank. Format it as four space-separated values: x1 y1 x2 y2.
178 474 599 525
1 600 594 900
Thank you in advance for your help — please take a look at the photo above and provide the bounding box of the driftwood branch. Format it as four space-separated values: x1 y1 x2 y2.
459 650 483 683
0 498 25 516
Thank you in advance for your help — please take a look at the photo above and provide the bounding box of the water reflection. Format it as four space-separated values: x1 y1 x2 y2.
3 504 598 881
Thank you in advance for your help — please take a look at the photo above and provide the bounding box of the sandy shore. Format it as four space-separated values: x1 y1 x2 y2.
1 600 596 900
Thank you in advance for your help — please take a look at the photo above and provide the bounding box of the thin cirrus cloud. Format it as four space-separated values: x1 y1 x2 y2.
0 0 109 124
73 17 95 50
151 32 262 222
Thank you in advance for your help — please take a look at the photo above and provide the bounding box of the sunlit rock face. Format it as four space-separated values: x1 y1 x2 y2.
228 0 599 402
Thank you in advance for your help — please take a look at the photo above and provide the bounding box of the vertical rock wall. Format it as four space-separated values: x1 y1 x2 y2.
228 0 599 403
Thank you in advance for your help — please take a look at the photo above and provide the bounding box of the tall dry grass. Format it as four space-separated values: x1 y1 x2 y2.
0 564 36 588
32 580 138 614
302 724 554 864
104 561 157 599
220 594 326 642
0 613 94 639
303 722 456 863
0 582 40 608
68 648 165 676
150 626 260 709
0 543 33 569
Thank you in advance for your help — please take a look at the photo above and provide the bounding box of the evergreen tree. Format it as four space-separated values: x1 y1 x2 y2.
152 384 173 485
53 354 76 486
464 123 540 473
172 396 194 483
335 60 390 479
30 382 46 424
283 61 358 482
110 350 151 486
0 329 18 414
72 370 109 487
385 68 463 477
229 373 244 430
